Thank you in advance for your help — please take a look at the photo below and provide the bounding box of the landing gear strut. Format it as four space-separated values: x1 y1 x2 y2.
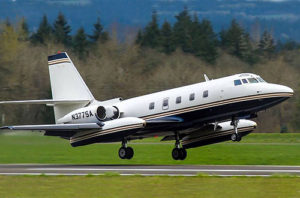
231 117 242 142
172 132 187 160
118 139 134 159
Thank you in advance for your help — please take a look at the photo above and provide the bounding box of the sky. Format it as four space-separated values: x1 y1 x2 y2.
2 0 300 41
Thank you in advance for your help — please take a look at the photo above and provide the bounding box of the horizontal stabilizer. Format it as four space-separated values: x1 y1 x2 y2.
0 99 90 105
0 123 103 131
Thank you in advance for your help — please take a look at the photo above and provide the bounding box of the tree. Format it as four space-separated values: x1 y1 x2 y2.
160 21 175 54
259 30 275 56
220 19 254 62
53 12 71 45
140 10 161 48
73 27 89 59
18 17 29 41
89 17 108 43
173 7 193 53
135 29 143 45
192 18 218 63
31 15 52 44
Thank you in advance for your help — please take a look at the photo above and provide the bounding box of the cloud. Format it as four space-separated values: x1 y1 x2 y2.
235 12 300 22
27 0 92 5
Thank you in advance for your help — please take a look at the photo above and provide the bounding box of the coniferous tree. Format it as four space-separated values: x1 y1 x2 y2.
220 20 252 59
173 7 193 53
135 29 143 45
259 30 275 56
192 18 218 63
160 21 175 54
31 15 53 44
140 10 161 48
18 17 29 41
53 12 71 45
73 27 89 59
89 17 108 43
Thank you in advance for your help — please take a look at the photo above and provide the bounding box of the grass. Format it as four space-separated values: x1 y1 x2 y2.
0 175 300 198
0 132 300 165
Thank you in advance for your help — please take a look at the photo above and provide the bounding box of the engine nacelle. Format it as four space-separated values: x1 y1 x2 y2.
96 106 120 120
57 105 120 124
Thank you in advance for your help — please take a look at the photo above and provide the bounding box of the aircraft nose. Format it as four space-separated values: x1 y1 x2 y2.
274 84 294 96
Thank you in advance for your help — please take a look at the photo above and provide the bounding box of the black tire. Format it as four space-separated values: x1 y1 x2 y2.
172 148 180 160
231 133 237 141
236 134 242 142
179 148 187 160
126 147 134 159
118 147 127 159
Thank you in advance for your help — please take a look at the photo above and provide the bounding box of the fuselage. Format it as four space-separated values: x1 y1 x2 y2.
61 73 293 145
110 73 293 127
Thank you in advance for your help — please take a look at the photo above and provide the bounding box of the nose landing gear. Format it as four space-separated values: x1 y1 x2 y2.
231 118 242 142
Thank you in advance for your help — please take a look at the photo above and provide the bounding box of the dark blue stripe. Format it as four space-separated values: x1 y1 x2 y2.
48 53 67 61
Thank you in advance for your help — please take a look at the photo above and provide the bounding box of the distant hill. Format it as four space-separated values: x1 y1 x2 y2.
1 0 300 41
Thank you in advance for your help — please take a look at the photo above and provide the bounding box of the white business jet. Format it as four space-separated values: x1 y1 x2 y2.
0 52 293 160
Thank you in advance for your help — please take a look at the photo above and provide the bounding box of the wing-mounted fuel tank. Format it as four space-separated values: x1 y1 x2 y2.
57 105 121 124
182 120 257 149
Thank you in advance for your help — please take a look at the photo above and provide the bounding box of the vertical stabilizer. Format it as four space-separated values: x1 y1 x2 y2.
48 52 94 122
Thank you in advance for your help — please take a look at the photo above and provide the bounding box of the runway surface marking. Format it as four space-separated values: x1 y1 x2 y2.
0 165 300 176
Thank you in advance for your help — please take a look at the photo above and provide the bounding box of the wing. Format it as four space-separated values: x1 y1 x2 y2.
1 117 147 147
0 123 103 131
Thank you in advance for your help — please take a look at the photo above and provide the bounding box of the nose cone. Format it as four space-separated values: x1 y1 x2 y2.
278 85 294 96
268 84 294 97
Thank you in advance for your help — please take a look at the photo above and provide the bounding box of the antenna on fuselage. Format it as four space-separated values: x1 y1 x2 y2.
204 74 210 82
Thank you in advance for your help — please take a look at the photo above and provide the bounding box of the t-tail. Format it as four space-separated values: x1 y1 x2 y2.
48 52 94 122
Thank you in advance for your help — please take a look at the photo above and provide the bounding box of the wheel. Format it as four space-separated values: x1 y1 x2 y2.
231 133 242 142
126 147 134 159
231 133 237 141
172 148 180 160
118 147 127 159
236 134 242 142
179 148 187 160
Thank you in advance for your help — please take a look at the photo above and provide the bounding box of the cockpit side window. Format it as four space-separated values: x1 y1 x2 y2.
242 79 248 84
257 77 265 83
234 79 242 86
247 78 259 83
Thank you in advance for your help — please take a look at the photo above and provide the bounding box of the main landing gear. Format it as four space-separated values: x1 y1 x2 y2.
172 132 187 160
230 118 242 142
118 139 134 159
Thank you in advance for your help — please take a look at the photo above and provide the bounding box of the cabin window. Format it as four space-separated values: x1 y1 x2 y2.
248 78 259 83
242 79 248 84
234 79 242 86
176 96 181 104
203 90 208 98
162 98 169 110
149 102 155 110
189 93 195 101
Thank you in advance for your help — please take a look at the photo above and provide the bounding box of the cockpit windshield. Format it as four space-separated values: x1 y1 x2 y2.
247 78 259 83
257 77 265 82
234 76 266 86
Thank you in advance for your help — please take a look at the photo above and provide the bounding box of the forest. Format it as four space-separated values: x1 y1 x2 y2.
0 8 299 133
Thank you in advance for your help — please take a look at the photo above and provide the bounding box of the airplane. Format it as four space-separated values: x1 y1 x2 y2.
0 52 294 160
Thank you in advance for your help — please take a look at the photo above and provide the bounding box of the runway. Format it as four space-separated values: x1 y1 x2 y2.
0 164 300 176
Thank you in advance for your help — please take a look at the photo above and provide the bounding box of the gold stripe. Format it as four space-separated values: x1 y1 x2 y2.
142 93 292 120
182 126 255 145
70 124 144 143
48 58 70 65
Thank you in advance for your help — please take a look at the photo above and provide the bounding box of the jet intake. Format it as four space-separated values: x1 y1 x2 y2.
96 106 120 120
